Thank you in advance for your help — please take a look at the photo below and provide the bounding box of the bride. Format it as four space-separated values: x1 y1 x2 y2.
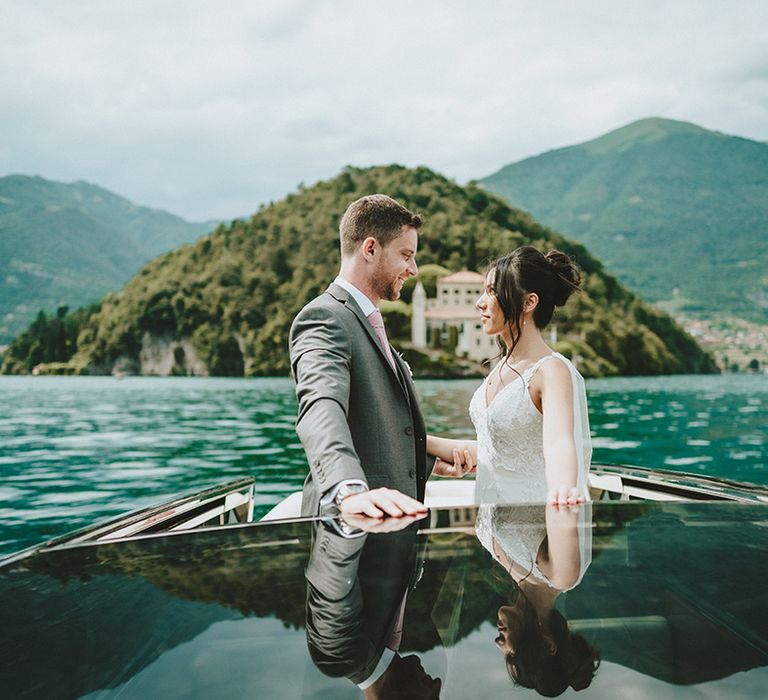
427 246 592 505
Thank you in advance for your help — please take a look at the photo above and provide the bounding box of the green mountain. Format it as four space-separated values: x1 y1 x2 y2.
479 118 768 321
0 174 215 344
2 165 716 377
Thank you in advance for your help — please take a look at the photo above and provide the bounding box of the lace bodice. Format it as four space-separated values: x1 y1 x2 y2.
475 504 550 583
475 503 593 590
469 352 591 504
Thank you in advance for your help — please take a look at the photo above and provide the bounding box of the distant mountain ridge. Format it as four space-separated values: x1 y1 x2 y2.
0 174 215 343
479 118 768 322
2 165 716 377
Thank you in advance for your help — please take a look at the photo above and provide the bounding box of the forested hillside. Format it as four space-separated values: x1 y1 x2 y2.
2 165 716 377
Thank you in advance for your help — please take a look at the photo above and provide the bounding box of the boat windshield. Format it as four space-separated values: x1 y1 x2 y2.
1 500 766 698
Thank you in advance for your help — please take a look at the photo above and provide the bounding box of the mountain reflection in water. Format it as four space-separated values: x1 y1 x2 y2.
0 373 766 556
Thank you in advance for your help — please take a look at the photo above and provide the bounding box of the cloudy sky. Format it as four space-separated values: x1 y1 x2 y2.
1 0 766 221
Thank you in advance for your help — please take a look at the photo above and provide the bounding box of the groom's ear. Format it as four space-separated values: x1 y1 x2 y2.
362 236 378 261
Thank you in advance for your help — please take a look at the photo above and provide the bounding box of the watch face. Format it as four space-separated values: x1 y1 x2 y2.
335 486 351 505
336 484 365 506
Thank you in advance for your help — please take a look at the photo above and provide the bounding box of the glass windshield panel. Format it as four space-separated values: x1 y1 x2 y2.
1 500 766 698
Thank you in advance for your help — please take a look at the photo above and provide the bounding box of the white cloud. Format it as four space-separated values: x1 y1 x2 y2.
1 0 766 220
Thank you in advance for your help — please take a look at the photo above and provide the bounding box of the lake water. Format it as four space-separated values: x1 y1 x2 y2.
0 374 766 556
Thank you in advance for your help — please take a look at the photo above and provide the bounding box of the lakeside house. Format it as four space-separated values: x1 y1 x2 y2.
411 270 561 364
411 271 499 362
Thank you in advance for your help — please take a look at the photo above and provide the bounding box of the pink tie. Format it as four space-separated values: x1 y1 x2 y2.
368 309 396 370
386 593 408 650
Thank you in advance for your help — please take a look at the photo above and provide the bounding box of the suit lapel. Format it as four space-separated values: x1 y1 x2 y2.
326 283 408 393
391 352 427 448
392 350 417 406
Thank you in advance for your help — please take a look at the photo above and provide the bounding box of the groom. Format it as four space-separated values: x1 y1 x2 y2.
290 194 430 520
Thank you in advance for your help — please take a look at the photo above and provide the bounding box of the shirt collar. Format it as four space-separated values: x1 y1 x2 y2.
334 275 377 317
357 648 397 690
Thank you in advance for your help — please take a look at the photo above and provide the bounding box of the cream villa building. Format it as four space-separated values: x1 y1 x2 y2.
411 271 499 362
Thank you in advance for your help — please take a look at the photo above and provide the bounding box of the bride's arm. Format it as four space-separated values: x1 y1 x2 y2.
427 435 477 462
427 435 477 477
540 360 584 505
537 504 583 590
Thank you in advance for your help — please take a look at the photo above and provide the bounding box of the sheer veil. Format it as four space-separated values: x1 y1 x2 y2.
558 352 593 499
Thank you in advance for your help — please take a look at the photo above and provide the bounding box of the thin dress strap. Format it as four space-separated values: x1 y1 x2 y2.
522 353 557 385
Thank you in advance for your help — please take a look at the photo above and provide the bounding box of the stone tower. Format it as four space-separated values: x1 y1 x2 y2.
412 281 427 348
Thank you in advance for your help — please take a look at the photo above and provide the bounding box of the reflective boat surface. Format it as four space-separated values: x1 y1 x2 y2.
1 500 767 699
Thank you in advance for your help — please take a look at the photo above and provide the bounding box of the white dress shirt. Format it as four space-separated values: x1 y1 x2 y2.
333 275 376 316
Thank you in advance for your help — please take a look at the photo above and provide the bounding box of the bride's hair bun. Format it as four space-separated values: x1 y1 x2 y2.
545 250 582 307
486 245 583 337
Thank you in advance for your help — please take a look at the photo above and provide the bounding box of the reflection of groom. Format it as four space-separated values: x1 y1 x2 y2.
305 519 441 698
290 194 430 519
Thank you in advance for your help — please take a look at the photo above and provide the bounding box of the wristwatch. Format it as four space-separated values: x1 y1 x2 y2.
334 482 368 508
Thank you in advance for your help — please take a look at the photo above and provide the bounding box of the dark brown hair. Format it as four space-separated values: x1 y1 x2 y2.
488 246 582 361
339 194 422 256
504 599 601 697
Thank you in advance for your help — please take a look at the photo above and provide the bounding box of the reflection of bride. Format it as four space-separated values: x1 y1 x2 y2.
476 503 600 696
427 246 592 505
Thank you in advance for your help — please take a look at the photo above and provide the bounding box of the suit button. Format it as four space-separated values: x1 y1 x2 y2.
404 426 413 436
409 469 416 478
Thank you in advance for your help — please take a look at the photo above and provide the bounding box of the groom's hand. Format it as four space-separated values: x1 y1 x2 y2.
432 447 476 477
341 511 427 533
339 487 428 519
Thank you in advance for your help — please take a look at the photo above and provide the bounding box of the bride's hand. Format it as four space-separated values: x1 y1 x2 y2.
432 447 476 478
547 486 585 506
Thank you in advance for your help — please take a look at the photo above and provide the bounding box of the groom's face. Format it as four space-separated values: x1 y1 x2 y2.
370 226 419 301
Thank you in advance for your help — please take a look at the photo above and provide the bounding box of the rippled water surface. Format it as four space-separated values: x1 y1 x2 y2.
1 374 766 556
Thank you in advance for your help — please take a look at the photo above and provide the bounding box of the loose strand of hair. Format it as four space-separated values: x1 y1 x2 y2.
490 315 524 389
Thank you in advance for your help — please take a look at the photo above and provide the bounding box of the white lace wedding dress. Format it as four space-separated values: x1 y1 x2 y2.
475 503 593 589
469 352 592 505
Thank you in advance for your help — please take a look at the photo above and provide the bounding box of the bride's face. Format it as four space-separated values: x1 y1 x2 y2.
477 269 505 336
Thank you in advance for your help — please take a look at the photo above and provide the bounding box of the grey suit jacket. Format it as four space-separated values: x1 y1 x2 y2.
305 523 419 684
290 282 429 516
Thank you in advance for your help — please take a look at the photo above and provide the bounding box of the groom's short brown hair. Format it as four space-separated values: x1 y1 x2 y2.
339 194 422 256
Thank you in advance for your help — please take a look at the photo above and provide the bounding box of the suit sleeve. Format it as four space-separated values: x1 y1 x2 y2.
305 527 373 679
290 303 368 497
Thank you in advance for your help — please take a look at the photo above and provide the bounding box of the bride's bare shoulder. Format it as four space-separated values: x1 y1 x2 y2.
533 355 573 393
